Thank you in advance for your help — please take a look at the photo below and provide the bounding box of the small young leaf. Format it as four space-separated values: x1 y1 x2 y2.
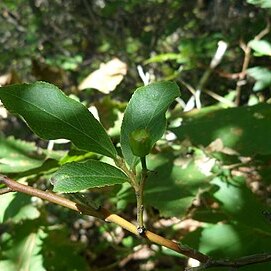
52 160 128 193
0 82 117 158
120 81 180 167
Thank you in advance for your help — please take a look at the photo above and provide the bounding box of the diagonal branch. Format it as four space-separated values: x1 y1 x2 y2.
1 174 271 270
0 174 209 263
235 20 270 106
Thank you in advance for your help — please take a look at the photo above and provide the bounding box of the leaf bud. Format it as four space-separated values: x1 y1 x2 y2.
129 128 152 157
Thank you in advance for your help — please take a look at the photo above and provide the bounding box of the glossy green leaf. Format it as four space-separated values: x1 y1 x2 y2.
0 82 117 158
52 160 128 193
120 81 180 167
171 103 271 156
0 136 45 173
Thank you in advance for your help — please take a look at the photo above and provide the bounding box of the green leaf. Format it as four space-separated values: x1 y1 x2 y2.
171 103 271 156
211 177 271 232
247 0 271 8
0 221 46 271
183 176 271 269
247 66 271 91
116 150 211 217
183 222 271 271
249 40 271 56
0 193 40 223
52 160 128 193
120 81 180 167
198 223 271 259
145 152 211 217
248 40 271 56
0 136 45 173
42 228 88 270
0 82 117 158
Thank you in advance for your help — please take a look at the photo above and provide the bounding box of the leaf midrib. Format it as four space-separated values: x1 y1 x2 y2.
7 92 113 157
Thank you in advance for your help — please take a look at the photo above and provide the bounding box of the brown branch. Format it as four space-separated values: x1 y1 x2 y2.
235 40 251 106
1 175 271 270
208 253 271 268
0 175 209 263
180 79 235 107
0 175 104 219
235 20 270 106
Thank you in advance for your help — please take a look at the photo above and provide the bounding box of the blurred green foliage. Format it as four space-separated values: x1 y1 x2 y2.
1 0 271 270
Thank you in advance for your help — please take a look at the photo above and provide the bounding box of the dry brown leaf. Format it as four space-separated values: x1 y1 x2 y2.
79 58 127 93
206 138 239 155
0 73 12 86
0 70 21 86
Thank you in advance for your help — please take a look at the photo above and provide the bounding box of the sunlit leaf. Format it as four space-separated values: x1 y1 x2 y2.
211 177 270 231
0 221 46 271
0 136 45 173
144 53 183 64
249 40 271 56
171 103 271 156
183 175 271 269
247 0 271 8
0 193 40 223
247 66 271 91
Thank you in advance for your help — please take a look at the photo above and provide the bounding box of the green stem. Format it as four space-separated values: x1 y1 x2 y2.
136 156 148 234
115 156 148 234
115 156 137 187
